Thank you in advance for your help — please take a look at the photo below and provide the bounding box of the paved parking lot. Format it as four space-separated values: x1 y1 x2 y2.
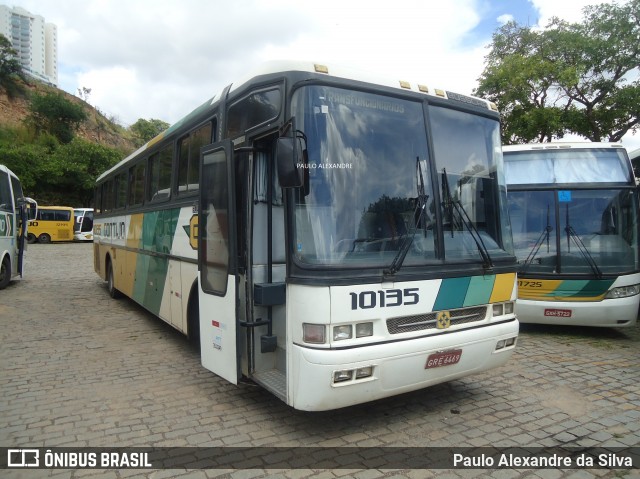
1 243 638 478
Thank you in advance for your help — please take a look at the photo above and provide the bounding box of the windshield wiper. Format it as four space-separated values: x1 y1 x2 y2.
384 158 429 277
564 204 602 278
520 204 553 274
441 168 493 271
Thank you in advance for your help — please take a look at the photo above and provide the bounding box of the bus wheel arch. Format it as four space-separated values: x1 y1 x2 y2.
187 280 200 351
0 253 10 290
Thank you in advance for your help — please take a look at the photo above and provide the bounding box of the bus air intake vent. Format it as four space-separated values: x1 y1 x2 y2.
386 306 488 334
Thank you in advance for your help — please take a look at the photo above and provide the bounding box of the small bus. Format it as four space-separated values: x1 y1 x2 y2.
504 143 639 327
0 164 37 290
73 208 94 241
27 206 75 243
94 61 519 410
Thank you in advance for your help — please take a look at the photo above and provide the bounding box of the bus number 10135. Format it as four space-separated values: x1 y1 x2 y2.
350 288 419 310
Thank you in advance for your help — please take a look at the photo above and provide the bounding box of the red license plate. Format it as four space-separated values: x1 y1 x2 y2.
544 308 572 318
425 349 462 369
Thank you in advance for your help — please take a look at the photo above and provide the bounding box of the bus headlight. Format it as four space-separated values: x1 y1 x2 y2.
492 302 515 317
333 325 352 341
605 285 640 299
303 323 326 344
333 370 353 383
333 322 373 341
355 322 373 338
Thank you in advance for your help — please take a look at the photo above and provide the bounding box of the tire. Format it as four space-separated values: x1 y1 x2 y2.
187 286 200 352
38 233 51 244
107 262 122 299
0 256 11 290
26 233 36 244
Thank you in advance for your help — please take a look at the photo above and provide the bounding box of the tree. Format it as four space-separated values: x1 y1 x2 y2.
475 0 640 144
25 92 88 144
0 34 26 97
129 118 170 146
52 138 121 206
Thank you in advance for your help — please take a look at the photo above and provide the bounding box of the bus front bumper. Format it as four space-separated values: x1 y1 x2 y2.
289 319 518 411
516 297 639 327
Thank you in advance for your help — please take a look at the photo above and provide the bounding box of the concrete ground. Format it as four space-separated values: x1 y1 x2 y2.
1 243 638 478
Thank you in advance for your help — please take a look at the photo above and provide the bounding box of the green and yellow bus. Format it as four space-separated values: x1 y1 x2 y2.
504 143 639 327
94 61 519 410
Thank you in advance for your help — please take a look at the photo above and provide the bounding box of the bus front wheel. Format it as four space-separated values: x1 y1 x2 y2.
26 233 36 244
0 256 10 290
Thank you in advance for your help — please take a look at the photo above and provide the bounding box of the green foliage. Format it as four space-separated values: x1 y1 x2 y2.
475 0 640 144
129 118 170 146
0 125 121 206
26 92 87 144
52 138 121 205
0 34 26 98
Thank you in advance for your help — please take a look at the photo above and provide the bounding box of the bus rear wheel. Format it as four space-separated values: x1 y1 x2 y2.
26 233 36 244
0 256 10 290
38 233 51 244
107 262 122 299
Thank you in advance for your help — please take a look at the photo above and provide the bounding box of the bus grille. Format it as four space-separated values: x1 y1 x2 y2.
386 306 488 334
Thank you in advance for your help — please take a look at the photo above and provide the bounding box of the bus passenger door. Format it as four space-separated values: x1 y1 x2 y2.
16 197 36 276
245 141 287 401
198 140 240 384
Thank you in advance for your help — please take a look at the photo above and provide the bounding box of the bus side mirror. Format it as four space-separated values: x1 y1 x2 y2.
18 197 38 220
276 136 305 188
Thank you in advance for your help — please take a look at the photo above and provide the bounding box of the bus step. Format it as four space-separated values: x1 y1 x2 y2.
252 369 286 402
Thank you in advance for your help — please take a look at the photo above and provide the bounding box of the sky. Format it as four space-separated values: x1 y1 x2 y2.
6 0 640 151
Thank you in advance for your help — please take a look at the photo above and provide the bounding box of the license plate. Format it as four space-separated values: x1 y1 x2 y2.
425 349 462 369
544 308 572 318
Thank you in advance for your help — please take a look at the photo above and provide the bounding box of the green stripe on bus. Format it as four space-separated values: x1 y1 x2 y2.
463 275 495 307
541 279 612 298
571 279 615 298
132 209 180 316
434 276 472 311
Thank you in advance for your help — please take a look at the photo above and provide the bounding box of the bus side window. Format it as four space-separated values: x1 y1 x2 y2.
148 146 172 202
0 170 11 212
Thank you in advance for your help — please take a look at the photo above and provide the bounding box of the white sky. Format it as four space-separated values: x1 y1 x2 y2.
6 0 640 151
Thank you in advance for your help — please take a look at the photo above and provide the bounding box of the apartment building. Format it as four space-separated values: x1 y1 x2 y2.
0 5 58 86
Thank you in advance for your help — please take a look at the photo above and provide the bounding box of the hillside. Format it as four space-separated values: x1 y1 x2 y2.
0 79 137 153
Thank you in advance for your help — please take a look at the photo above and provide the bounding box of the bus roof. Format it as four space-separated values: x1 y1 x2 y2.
98 60 498 183
0 164 19 179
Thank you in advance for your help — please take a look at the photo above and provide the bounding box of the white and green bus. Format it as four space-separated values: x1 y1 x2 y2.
0 164 37 290
504 143 639 327
94 61 519 410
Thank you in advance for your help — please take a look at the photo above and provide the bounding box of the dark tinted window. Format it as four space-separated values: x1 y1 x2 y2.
148 146 173 202
0 170 12 212
227 89 280 138
129 162 145 207
115 172 127 209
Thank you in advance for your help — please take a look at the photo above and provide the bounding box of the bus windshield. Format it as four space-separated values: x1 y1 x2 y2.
510 188 639 275
290 85 513 270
